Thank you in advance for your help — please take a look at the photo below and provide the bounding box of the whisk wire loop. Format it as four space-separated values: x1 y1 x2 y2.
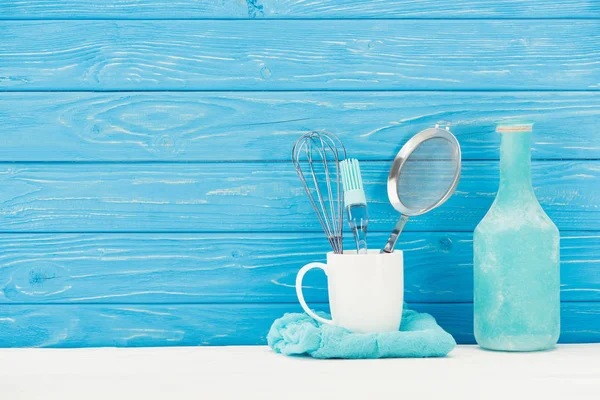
292 131 346 254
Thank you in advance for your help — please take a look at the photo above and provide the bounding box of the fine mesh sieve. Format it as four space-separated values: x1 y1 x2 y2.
381 124 462 253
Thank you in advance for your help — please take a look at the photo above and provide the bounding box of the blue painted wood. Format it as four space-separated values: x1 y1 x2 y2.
0 232 597 304
0 0 600 20
1 0 597 19
1 0 599 350
258 0 600 19
0 161 596 232
0 302 597 347
1 92 600 161
409 303 600 345
1 21 599 90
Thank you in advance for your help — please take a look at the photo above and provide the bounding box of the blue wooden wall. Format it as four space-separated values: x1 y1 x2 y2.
0 1 599 347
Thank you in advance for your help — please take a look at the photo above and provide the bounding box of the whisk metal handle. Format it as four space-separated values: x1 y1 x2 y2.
380 214 409 254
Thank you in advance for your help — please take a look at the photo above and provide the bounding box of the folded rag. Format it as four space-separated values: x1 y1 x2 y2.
267 306 456 359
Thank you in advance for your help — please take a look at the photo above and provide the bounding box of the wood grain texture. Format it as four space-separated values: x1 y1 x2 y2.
411 302 600 346
0 302 598 347
0 161 596 232
258 0 600 19
2 91 600 161
1 21 599 90
1 0 597 19
0 232 597 304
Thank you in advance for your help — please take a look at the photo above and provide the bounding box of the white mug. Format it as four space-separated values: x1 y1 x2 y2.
295 250 404 333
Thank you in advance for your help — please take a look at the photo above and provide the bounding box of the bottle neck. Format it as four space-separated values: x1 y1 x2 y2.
498 131 533 196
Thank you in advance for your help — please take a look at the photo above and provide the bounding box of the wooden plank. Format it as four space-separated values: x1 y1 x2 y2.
258 0 600 19
0 161 596 232
2 91 600 162
0 232 597 304
0 302 597 347
410 302 600 346
1 21 598 90
0 1 597 19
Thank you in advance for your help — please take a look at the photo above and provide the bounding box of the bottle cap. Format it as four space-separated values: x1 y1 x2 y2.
496 121 534 133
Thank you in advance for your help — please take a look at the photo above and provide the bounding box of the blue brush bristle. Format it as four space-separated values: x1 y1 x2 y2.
340 158 368 253
340 158 366 208
341 158 363 191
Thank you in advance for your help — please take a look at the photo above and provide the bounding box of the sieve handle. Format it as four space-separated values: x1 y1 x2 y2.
381 215 409 254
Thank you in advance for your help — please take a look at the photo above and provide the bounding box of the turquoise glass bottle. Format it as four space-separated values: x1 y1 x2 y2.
473 123 560 351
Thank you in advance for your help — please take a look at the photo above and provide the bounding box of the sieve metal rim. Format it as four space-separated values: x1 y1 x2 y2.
387 127 462 216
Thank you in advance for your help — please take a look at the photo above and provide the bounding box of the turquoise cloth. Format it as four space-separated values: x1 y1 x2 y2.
267 306 456 359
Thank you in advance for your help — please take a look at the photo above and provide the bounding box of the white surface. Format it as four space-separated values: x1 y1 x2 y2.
1 344 599 400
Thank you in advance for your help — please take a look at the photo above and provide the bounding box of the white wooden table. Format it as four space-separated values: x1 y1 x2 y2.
1 345 598 399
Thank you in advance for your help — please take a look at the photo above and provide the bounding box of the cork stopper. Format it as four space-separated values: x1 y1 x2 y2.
496 122 534 133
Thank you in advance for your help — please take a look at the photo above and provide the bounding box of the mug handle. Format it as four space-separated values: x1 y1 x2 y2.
295 262 333 325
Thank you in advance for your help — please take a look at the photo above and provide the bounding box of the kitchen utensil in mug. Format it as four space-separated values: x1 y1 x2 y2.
340 158 369 254
381 124 461 253
292 131 347 254
296 250 404 333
